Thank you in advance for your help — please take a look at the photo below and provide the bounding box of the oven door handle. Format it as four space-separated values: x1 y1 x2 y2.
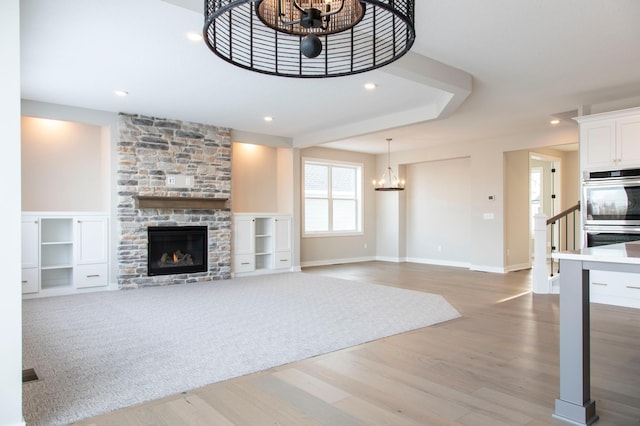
584 177 640 187
584 225 640 233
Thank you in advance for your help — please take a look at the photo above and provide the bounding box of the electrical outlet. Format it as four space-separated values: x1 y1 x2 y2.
167 176 176 185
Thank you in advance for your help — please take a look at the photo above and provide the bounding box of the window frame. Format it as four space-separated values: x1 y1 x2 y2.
302 157 363 238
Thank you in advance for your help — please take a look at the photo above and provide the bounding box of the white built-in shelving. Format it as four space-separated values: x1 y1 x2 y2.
233 213 292 276
22 212 109 298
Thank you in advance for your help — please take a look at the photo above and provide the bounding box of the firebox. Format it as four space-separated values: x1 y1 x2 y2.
147 226 208 276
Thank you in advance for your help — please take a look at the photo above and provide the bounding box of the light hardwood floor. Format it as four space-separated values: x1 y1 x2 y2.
72 262 640 425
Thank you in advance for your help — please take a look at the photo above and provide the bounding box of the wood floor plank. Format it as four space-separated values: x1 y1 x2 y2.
71 262 640 425
272 368 352 404
164 394 236 426
332 395 428 426
312 354 472 421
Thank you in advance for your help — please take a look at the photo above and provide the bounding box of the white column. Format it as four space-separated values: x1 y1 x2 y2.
0 0 24 424
533 213 550 294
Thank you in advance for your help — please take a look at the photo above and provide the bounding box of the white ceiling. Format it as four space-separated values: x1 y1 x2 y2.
20 0 640 154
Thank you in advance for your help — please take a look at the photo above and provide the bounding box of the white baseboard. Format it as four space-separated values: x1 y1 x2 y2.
374 256 404 263
301 256 509 274
470 264 507 274
232 267 296 278
404 257 471 269
300 256 376 268
505 262 531 272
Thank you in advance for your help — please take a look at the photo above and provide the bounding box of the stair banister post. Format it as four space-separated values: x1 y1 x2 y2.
533 213 550 294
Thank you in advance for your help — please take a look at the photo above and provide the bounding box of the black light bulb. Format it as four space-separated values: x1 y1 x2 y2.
300 34 322 58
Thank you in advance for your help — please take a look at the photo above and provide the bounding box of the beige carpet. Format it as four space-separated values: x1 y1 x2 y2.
22 272 461 425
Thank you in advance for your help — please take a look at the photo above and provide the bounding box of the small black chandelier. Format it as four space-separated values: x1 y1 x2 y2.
373 138 405 191
204 0 416 78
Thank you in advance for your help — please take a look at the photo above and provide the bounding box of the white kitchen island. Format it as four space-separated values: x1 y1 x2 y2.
552 241 640 425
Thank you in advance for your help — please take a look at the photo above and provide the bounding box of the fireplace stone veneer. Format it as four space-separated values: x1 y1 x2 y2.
117 113 232 288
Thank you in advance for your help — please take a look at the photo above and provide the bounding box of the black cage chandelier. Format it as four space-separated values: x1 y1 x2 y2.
204 0 416 78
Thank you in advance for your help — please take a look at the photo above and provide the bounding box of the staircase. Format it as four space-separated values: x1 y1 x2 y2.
532 202 580 294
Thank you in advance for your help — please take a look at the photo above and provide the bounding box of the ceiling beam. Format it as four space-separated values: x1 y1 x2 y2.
292 52 472 147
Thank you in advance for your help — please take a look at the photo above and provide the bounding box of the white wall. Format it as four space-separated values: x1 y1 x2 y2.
21 117 107 211
377 125 578 272
405 157 471 266
277 148 294 214
0 0 24 424
504 150 531 270
375 190 402 261
231 142 278 213
231 142 295 215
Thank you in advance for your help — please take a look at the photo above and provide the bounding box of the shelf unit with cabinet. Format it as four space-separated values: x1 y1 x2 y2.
21 212 109 297
232 213 292 276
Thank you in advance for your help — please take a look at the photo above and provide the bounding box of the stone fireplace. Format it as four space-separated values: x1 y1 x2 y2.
117 113 232 288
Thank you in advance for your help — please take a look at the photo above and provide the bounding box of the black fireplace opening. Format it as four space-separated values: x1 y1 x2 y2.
147 226 208 276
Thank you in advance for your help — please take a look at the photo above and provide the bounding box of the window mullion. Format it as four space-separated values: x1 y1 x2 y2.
328 165 333 232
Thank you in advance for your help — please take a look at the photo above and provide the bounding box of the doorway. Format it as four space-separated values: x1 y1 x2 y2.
529 153 561 262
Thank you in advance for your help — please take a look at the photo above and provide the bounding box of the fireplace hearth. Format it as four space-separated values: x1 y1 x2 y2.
148 226 208 276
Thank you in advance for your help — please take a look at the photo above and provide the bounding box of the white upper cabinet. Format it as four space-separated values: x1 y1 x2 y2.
617 114 640 169
580 120 616 170
577 107 640 171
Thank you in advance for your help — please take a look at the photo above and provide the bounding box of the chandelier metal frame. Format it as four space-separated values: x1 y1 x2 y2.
204 0 416 78
373 138 405 191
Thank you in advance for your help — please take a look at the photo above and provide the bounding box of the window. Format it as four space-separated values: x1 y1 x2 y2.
303 159 362 236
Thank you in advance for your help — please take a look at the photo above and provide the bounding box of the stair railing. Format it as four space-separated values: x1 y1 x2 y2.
547 202 580 277
532 202 580 294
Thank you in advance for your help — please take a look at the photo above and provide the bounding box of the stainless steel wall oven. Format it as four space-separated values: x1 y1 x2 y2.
584 168 640 247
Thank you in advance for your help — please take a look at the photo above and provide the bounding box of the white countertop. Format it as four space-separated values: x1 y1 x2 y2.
552 240 640 264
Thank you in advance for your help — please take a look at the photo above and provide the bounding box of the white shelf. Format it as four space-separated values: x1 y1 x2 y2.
41 268 73 289
22 212 109 296
233 214 292 276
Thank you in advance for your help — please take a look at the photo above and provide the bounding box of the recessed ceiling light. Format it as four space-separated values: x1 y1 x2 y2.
264 116 273 122
187 31 203 42
550 119 560 125
364 83 377 91
115 90 128 97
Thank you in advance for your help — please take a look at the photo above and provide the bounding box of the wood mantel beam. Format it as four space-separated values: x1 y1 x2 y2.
134 196 228 210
